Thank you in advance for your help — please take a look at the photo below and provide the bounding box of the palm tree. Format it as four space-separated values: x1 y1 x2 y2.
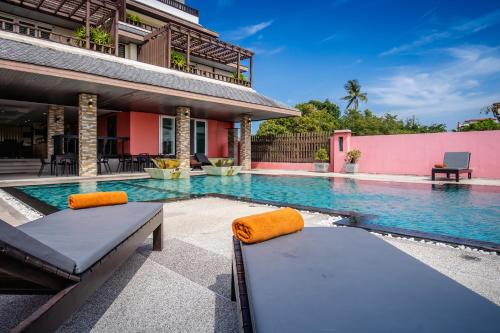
341 80 368 111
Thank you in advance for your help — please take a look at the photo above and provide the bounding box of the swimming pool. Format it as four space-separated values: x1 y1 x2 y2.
15 174 500 245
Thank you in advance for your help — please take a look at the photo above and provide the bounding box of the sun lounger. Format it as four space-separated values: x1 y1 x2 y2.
194 153 212 166
231 227 500 332
0 202 163 332
432 152 472 182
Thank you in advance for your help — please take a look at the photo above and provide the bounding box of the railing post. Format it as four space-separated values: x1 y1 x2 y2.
85 0 90 49
166 25 171 68
114 9 119 56
249 56 253 87
236 51 240 84
186 33 191 68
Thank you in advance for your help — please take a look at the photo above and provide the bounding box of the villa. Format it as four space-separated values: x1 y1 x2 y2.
0 0 298 176
0 1 499 332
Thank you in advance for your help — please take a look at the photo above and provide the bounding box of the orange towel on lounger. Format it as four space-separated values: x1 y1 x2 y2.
232 208 304 244
68 191 128 209
434 163 447 168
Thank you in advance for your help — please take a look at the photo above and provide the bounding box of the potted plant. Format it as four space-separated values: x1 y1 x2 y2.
126 12 142 25
344 149 361 173
171 50 186 69
314 148 329 173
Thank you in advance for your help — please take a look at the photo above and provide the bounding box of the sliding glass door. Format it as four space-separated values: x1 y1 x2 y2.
160 116 175 155
190 119 207 155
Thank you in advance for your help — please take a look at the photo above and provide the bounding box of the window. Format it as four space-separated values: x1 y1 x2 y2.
39 27 51 40
19 21 35 37
190 119 206 155
160 116 175 155
118 44 126 58
338 137 344 152
0 16 14 32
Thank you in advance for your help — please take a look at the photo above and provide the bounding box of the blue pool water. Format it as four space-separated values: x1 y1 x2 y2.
17 174 500 244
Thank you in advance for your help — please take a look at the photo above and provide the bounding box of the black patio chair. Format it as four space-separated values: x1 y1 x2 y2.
97 155 112 175
116 154 133 173
37 157 49 177
231 227 500 332
194 153 212 166
0 202 163 332
431 152 472 182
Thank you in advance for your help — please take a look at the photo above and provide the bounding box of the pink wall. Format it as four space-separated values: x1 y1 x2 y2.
100 112 231 156
207 119 231 158
333 130 500 178
129 112 159 155
251 162 316 171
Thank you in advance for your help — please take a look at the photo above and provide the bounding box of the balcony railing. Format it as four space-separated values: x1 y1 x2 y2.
124 18 157 32
155 0 199 17
172 64 252 87
0 19 115 55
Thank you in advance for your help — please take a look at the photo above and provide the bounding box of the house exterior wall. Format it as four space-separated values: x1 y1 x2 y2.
99 112 230 157
207 119 231 158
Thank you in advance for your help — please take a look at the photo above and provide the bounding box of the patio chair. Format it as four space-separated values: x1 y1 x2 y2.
194 153 212 166
97 154 112 175
0 202 163 332
431 152 472 182
231 227 499 332
37 157 49 177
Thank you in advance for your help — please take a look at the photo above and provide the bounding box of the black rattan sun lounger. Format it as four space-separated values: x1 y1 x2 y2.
0 202 163 333
231 227 500 333
432 152 472 182
194 153 212 166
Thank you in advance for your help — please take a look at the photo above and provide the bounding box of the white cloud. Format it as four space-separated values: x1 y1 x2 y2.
380 10 500 56
369 45 500 120
319 34 338 44
225 20 274 41
249 46 285 56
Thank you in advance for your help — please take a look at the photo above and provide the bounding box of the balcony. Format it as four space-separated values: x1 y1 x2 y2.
0 19 116 55
138 23 254 87
155 0 199 17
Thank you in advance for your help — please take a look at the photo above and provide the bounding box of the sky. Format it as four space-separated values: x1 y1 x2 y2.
192 0 500 131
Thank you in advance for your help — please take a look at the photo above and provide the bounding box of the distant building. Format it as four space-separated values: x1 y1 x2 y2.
457 117 499 130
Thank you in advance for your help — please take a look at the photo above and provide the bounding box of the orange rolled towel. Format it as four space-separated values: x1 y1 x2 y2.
232 207 304 244
434 163 447 168
68 191 128 209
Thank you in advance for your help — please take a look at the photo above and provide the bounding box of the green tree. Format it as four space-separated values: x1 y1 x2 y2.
457 119 500 132
341 80 368 111
256 99 447 136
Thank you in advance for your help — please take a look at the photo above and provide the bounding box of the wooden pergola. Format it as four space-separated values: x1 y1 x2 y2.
139 22 255 86
5 0 122 55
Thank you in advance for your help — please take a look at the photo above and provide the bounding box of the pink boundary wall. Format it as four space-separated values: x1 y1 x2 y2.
333 130 500 178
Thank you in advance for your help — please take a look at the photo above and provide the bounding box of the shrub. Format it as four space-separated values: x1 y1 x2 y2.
171 50 186 68
232 72 248 81
126 12 141 24
345 149 361 163
314 148 329 162
73 26 112 46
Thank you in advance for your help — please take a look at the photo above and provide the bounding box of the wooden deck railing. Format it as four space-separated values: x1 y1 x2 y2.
252 132 332 163
124 18 158 32
0 19 115 55
174 64 252 87
155 0 199 17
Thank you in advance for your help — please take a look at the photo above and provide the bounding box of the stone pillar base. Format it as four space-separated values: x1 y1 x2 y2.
47 105 64 158
240 114 251 170
78 93 97 177
175 106 191 169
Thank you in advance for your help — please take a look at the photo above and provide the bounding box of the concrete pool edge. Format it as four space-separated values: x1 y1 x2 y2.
5 184 499 254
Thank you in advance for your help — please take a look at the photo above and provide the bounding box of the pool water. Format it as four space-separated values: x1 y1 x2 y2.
17 174 500 245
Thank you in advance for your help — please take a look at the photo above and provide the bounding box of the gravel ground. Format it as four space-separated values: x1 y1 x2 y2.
0 197 498 332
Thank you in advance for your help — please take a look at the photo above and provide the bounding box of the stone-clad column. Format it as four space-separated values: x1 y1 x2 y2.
47 105 64 158
240 114 251 170
227 127 239 164
78 93 97 176
175 106 191 169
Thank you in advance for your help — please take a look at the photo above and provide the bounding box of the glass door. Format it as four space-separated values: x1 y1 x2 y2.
190 119 207 155
160 116 175 155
